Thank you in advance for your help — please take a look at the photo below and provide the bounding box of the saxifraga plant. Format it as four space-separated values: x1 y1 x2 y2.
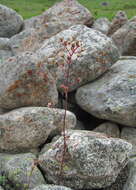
27 38 82 186
58 37 82 182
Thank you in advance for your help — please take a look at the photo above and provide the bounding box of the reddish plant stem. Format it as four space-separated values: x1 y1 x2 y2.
59 42 80 183
59 52 71 182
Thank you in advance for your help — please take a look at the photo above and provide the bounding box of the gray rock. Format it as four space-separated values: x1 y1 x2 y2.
0 38 13 61
0 153 45 189
0 107 76 153
76 57 136 127
24 0 93 40
112 20 136 56
9 28 41 55
121 127 136 156
94 122 120 138
41 0 93 27
37 25 119 92
24 15 42 30
0 187 4 190
40 136 61 155
92 18 111 35
0 4 24 38
32 184 72 190
0 52 58 109
108 11 128 36
0 38 10 49
104 166 129 190
39 130 132 189
123 157 136 190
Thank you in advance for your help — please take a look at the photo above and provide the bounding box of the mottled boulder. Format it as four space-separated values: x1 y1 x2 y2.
92 18 111 35
0 38 13 61
121 127 136 156
104 166 129 190
0 153 45 189
9 28 41 55
76 57 136 127
24 0 93 40
112 21 136 56
40 135 61 155
0 52 58 109
0 4 23 38
24 15 42 30
32 184 72 190
38 25 119 92
39 130 132 189
108 11 128 36
93 122 120 138
123 158 136 190
0 107 76 153
42 0 93 26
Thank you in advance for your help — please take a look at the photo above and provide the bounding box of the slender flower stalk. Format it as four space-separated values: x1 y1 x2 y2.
59 38 81 183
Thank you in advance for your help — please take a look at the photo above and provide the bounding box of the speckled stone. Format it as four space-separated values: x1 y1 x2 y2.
0 153 45 189
32 184 72 190
104 166 129 190
92 18 111 35
0 51 58 109
37 25 119 92
0 107 76 153
0 4 24 38
0 38 13 61
93 122 120 138
121 127 136 156
24 0 93 41
76 57 136 127
112 19 136 56
39 130 132 189
108 11 128 36
9 28 41 55
123 157 136 190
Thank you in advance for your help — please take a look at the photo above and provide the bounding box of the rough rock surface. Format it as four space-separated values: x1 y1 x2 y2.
38 25 119 92
39 130 132 189
24 15 42 30
123 158 136 190
0 4 24 38
0 52 58 109
9 28 41 55
24 0 93 40
108 11 128 36
0 187 4 190
0 153 45 189
93 122 120 138
112 20 136 56
40 135 61 155
76 57 136 127
104 166 129 190
92 18 111 35
32 184 72 190
0 107 76 153
121 127 136 156
0 38 13 61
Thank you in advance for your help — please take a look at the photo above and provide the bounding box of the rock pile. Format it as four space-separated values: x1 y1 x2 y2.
0 0 136 190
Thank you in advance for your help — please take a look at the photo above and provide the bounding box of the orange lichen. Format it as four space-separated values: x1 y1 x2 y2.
7 80 21 92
